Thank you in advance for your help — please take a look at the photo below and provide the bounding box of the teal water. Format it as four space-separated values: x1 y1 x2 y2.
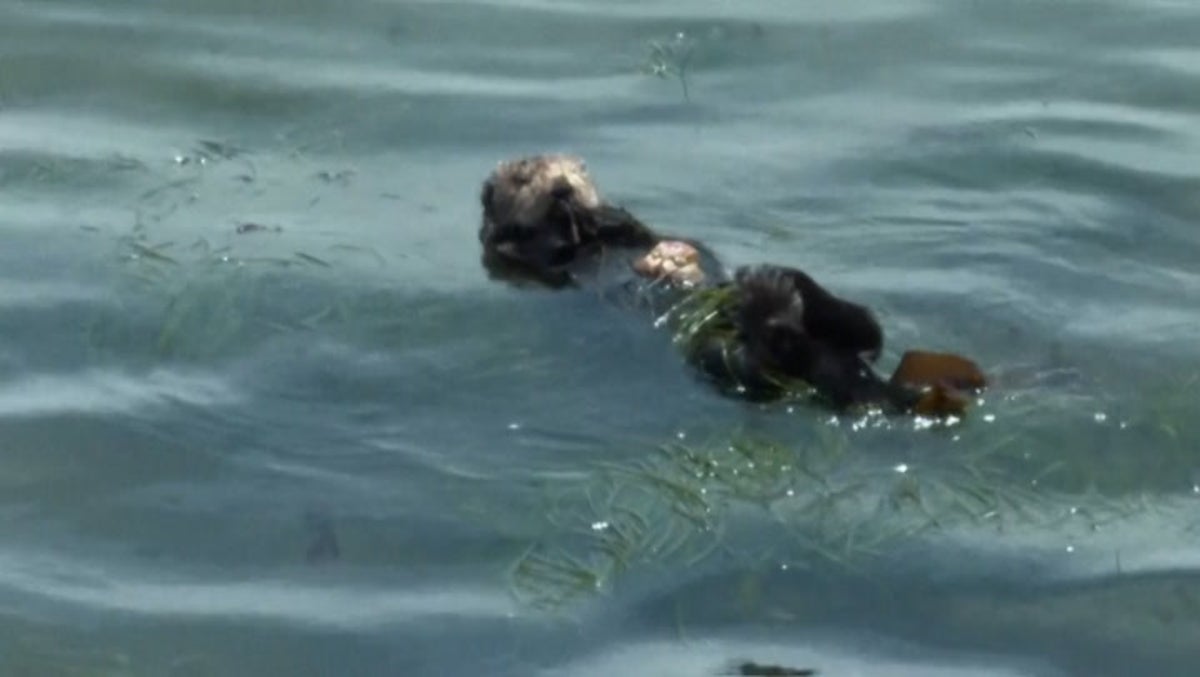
2 1 1200 674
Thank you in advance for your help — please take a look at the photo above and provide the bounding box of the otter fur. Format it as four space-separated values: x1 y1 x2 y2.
682 264 889 407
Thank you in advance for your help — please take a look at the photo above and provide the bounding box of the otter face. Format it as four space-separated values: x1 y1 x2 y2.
479 154 604 272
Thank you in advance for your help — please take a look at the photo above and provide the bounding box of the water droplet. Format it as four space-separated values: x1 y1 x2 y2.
1065 545 1075 553
983 414 996 423
780 563 789 571
1069 506 1078 515
676 431 686 440
894 463 909 474
786 488 795 497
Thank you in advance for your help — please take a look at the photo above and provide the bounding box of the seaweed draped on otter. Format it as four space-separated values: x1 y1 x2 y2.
669 265 882 405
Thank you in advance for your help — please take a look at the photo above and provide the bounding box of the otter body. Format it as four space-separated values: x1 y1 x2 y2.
476 154 984 416
683 265 915 410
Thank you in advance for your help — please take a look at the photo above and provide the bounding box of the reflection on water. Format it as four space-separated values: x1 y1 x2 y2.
1 0 1200 674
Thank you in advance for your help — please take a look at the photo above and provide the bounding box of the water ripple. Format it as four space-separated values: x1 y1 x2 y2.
0 369 239 418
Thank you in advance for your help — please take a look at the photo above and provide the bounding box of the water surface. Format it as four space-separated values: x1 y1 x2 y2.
2 1 1199 675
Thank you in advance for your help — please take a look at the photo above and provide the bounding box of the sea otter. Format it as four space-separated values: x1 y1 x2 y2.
478 154 724 290
477 154 985 415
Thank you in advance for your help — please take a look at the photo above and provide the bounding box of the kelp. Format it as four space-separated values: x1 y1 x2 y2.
641 32 697 102
507 426 1160 612
657 284 815 401
85 152 387 361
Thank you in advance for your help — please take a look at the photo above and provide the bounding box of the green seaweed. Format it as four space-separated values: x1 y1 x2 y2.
505 421 1173 613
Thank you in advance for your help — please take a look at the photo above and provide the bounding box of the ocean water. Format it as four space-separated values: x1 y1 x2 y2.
2 0 1199 675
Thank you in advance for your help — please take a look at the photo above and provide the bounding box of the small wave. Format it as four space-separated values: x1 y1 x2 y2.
0 552 516 628
0 279 109 307
0 369 239 418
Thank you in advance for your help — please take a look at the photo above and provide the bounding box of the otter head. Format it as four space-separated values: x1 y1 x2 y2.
479 154 604 276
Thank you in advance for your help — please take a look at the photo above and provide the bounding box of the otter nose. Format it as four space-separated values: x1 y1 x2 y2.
550 180 573 200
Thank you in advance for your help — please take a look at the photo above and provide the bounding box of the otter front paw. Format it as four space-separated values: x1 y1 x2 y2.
633 240 706 287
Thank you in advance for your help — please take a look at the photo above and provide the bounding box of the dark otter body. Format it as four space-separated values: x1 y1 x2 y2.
683 264 922 411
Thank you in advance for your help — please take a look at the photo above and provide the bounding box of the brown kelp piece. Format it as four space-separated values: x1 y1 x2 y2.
890 350 987 391
889 350 987 417
910 382 971 416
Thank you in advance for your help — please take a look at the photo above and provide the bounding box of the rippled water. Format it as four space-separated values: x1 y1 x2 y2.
2 0 1200 674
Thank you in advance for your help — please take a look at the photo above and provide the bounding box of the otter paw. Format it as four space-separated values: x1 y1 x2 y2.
633 240 705 287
